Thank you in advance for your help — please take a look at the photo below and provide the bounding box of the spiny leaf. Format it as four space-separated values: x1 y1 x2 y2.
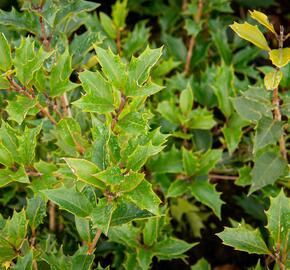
249 10 276 34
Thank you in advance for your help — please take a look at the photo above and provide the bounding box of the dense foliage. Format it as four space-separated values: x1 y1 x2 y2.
0 0 289 269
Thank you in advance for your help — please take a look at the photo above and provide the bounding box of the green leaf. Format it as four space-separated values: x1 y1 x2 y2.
264 70 282 90
191 180 224 219
184 19 202 37
18 124 42 165
222 113 248 155
125 180 161 215
75 216 93 243
26 196 46 232
185 108 216 130
13 250 33 270
253 116 283 153
72 254 95 270
54 118 87 156
230 22 270 51
50 49 78 97
137 248 154 270
112 0 128 29
73 70 115 113
117 112 149 134
42 186 93 217
191 258 211 270
0 142 14 167
0 166 29 188
166 179 189 198
180 84 194 115
211 64 234 118
182 148 198 176
2 209 27 249
91 198 115 235
5 95 37 124
0 237 16 263
100 12 117 39
64 158 105 190
269 48 290 68
217 225 269 254
249 10 276 34
111 200 154 226
198 149 223 176
14 37 52 85
94 46 126 89
126 141 165 171
153 237 196 258
143 217 158 246
265 190 289 251
129 46 162 85
108 223 140 248
157 100 181 125
0 33 11 71
249 151 287 194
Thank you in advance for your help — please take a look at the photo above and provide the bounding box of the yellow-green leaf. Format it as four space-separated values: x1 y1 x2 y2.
249 10 276 34
264 70 282 90
230 22 270 51
269 48 290 68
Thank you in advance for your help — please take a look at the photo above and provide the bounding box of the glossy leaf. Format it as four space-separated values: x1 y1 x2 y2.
0 33 11 71
264 70 282 90
269 48 290 68
249 10 275 34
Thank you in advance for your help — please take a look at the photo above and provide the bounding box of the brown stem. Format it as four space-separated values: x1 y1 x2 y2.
184 0 203 75
36 103 57 125
269 252 285 270
116 28 122 56
60 93 72 117
49 201 56 232
87 229 102 255
209 174 238 181
111 94 127 131
39 15 50 51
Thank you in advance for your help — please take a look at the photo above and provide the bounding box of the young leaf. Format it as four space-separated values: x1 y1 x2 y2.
100 12 117 39
249 151 287 194
73 70 115 113
94 46 126 89
217 225 269 254
124 180 161 215
143 217 158 247
0 33 11 71
42 186 93 217
230 22 270 51
180 84 194 115
265 190 289 251
249 10 276 34
182 148 198 176
191 180 224 219
112 0 128 29
253 116 283 153
191 258 211 270
269 48 290 68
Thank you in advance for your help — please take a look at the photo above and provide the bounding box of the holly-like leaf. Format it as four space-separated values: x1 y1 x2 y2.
191 180 224 219
5 95 37 125
269 48 290 68
72 254 95 270
0 142 14 167
42 186 93 217
143 217 158 247
249 151 287 194
99 12 117 39
217 225 269 254
18 124 42 165
94 46 126 89
253 116 283 153
91 198 115 235
265 190 289 251
2 209 27 249
0 33 11 71
0 166 29 188
64 158 105 190
128 46 162 85
230 22 270 51
166 179 189 198
124 180 161 215
73 70 115 113
26 196 47 232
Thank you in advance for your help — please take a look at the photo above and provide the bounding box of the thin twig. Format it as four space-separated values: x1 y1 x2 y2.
39 15 50 51
49 201 56 232
184 0 203 75
111 94 127 131
87 229 102 255
60 93 72 117
116 28 122 55
209 174 238 181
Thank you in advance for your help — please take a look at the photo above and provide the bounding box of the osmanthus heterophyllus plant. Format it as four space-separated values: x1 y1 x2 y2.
216 10 289 270
0 0 196 269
